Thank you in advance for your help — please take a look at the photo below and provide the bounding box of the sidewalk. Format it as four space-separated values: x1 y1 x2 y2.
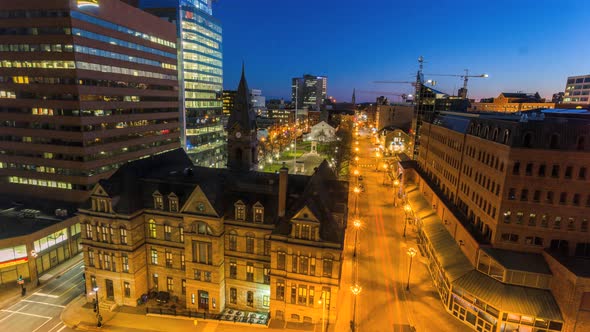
0 252 83 310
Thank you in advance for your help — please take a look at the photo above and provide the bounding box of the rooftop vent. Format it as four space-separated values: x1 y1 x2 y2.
55 209 68 217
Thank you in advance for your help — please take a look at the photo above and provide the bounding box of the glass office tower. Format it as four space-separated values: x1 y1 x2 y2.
141 0 225 167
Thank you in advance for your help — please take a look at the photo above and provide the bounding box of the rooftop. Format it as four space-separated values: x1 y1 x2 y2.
481 247 551 275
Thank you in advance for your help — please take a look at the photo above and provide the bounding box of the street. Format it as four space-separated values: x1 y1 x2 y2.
0 259 85 332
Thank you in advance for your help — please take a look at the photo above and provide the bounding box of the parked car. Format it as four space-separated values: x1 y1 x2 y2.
156 291 170 304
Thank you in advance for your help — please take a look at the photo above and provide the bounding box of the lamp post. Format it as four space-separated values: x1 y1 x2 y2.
350 284 362 331
406 248 417 291
93 287 102 327
393 180 400 207
353 219 361 258
353 186 361 215
403 204 412 237
375 151 381 170
318 293 327 332
382 163 389 185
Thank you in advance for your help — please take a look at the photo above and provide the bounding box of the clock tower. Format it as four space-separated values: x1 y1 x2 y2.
227 63 258 171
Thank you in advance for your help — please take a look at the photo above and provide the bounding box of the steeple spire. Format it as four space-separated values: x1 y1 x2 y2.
352 88 356 105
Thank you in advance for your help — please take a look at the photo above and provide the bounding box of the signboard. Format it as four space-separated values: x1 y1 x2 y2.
0 257 28 269
77 0 99 8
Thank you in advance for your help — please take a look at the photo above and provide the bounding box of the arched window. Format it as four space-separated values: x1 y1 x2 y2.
577 136 586 150
475 124 481 136
491 128 499 141
523 132 533 148
193 222 211 235
228 230 238 251
246 232 255 254
234 201 246 220
502 129 511 144
481 126 489 138
322 254 334 277
120 226 128 244
549 133 559 149
148 219 157 238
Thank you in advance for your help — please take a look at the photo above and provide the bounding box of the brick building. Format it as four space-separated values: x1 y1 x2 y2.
79 68 348 326
400 109 590 331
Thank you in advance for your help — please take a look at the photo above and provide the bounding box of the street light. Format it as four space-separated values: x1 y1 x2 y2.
403 204 412 237
393 180 400 207
93 287 102 327
350 284 362 331
353 186 361 215
353 219 361 257
318 294 327 332
406 248 417 291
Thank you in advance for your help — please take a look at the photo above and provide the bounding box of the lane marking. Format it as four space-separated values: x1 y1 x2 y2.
57 325 68 332
33 292 59 298
58 279 85 297
31 317 53 332
0 308 51 320
21 300 65 308
0 304 29 322
44 270 84 295
47 321 64 332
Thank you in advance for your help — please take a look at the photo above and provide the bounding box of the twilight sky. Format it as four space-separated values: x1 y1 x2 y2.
215 0 590 103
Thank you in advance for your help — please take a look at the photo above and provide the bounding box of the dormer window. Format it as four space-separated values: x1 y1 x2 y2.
294 223 312 240
253 203 264 223
235 201 246 221
169 193 178 212
153 191 163 210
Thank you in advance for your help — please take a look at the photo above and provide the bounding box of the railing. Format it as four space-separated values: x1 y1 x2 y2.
145 307 270 325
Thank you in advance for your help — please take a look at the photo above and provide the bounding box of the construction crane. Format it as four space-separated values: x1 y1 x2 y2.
426 69 488 98
372 80 437 86
357 90 413 103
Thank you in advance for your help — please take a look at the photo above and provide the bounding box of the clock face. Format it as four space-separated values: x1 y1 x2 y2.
235 132 242 138
197 202 205 212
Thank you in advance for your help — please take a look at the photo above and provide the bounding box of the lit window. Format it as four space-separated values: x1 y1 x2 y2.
148 219 157 238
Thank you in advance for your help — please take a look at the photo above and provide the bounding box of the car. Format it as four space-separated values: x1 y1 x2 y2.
156 291 170 304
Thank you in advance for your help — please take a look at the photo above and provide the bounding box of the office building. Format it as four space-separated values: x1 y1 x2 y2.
250 88 266 117
400 109 590 331
222 90 236 115
0 0 180 202
292 75 327 111
79 69 348 326
140 0 225 168
564 74 590 104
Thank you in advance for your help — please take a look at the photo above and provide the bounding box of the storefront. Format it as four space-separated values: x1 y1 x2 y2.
0 245 29 285
34 224 82 276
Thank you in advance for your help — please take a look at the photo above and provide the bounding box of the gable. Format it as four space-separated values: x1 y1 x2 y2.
180 185 219 217
292 205 319 223
90 183 109 198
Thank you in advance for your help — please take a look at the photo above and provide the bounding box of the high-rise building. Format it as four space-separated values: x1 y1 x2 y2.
563 74 590 104
0 0 180 203
291 74 327 111
222 90 236 115
250 88 266 117
139 0 225 168
403 109 590 331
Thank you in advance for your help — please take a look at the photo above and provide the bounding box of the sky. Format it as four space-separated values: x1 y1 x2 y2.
215 0 590 103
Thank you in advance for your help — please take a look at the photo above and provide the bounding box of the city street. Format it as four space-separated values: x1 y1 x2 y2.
0 259 85 332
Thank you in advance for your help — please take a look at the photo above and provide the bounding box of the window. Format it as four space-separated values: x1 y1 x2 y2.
120 227 127 244
246 262 254 281
559 192 567 205
229 231 238 251
235 202 245 220
565 166 573 179
298 285 307 305
525 163 533 176
538 164 546 177
516 212 524 224
546 191 554 204
503 211 511 223
520 189 528 201
90 275 97 289
230 288 237 304
582 219 588 232
122 254 129 272
574 194 581 206
148 219 157 238
263 295 270 307
191 240 212 264
292 255 298 273
276 280 285 300
165 250 173 268
299 256 309 275
182 279 186 295
512 162 520 175
508 188 516 200
554 217 562 229
246 233 255 254
568 218 576 231
85 224 93 239
525 236 544 246
247 291 254 307
179 227 184 243
501 233 519 242
169 195 178 212
322 287 331 307
263 265 270 284
167 277 173 292
277 251 286 270
533 190 541 202
164 225 172 241
253 206 264 223
579 167 587 180
194 270 201 280
551 165 560 178
101 225 108 242
88 249 95 267
124 282 131 297
195 222 210 235
291 285 296 304
153 274 159 290
309 286 315 307
323 257 333 277
230 260 237 279
181 253 185 270
153 192 163 209
541 214 548 228
264 239 270 256
310 258 316 275
204 271 211 282
151 248 158 265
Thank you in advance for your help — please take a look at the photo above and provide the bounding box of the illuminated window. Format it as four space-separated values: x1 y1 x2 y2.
228 230 237 251
122 254 129 272
164 224 172 241
150 247 158 265
253 205 264 223
124 282 131 297
229 260 237 279
246 262 254 281
120 227 127 244
153 192 163 209
276 280 285 300
277 251 286 270
88 249 94 267
230 288 237 304
246 233 255 254
234 201 245 220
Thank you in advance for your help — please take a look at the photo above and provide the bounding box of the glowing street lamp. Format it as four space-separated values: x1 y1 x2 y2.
393 180 400 207
350 284 362 331
354 147 359 152
353 186 361 215
406 248 417 291
353 219 361 257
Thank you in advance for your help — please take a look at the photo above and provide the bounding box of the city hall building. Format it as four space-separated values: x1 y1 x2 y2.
79 68 348 325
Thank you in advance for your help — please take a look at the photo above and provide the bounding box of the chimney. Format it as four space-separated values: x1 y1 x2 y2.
278 163 288 217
